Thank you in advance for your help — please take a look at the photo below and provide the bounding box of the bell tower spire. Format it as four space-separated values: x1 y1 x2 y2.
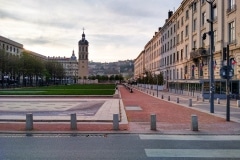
82 27 85 40
78 28 89 83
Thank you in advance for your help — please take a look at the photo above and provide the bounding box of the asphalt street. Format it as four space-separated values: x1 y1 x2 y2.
1 134 240 160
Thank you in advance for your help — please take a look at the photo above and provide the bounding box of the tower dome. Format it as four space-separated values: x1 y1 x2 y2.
78 31 88 45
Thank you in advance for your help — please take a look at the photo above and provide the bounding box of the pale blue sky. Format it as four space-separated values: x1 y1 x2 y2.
0 0 182 62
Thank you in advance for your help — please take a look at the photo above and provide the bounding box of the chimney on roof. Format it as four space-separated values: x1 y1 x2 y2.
158 27 162 31
168 10 173 19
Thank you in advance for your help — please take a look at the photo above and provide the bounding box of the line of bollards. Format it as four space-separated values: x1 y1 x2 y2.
150 114 199 131
25 112 199 132
25 113 121 131
160 95 194 107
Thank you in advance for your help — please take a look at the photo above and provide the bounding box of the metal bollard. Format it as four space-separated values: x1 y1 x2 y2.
196 96 199 101
191 115 198 131
150 114 156 130
113 114 119 130
168 96 170 101
189 99 192 107
176 97 179 103
130 88 133 93
202 98 205 102
26 113 33 131
237 100 240 108
217 98 220 104
71 113 77 130
161 95 164 99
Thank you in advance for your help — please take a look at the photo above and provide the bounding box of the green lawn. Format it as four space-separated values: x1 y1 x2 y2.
0 84 116 95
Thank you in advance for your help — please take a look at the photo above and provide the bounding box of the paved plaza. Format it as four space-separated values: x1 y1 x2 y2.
0 98 125 122
0 85 240 134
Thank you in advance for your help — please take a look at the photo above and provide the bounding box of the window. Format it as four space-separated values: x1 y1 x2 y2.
181 17 184 26
186 10 189 20
173 53 175 63
213 5 217 21
229 21 235 43
181 31 183 42
170 27 172 35
174 24 176 32
202 12 206 26
177 69 179 79
173 69 175 80
185 45 188 58
193 2 197 12
201 0 205 5
227 0 236 12
184 65 188 74
181 49 183 60
177 21 180 29
177 34 179 44
185 25 189 37
193 40 196 49
202 37 205 48
213 30 217 45
193 19 197 32
173 37 176 46
177 51 179 61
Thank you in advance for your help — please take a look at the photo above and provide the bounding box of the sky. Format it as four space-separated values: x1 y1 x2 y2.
0 0 182 62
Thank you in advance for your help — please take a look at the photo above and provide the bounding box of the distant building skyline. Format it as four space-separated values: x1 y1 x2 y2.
0 0 182 62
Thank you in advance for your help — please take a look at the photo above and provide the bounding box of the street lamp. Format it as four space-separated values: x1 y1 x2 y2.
205 0 215 113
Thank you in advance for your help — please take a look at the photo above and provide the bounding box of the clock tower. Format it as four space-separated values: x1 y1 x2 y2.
78 29 89 82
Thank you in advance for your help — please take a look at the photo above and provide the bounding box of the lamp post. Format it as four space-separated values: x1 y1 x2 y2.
206 0 215 113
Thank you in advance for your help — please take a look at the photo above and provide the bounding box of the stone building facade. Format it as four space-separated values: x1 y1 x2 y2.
134 0 240 98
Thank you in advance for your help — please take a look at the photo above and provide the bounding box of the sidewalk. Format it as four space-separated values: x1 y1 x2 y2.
0 85 240 134
120 85 240 134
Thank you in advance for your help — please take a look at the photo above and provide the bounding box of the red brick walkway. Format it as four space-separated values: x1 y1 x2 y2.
120 86 240 134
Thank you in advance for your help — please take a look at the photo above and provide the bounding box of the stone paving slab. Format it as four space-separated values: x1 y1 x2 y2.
0 98 125 123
